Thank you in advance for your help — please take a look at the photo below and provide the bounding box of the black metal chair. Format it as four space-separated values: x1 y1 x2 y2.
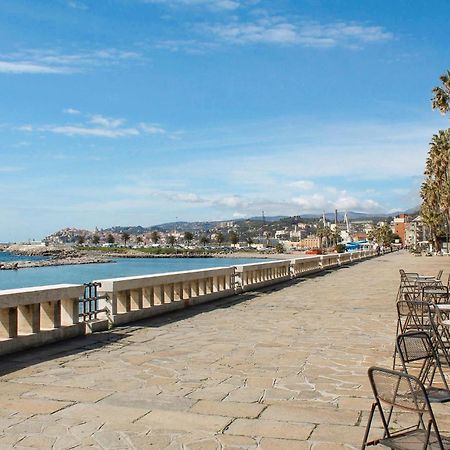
397 269 421 301
422 285 449 305
396 331 450 403
362 367 450 449
394 299 434 370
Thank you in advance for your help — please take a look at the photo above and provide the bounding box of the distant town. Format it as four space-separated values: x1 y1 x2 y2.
37 210 426 254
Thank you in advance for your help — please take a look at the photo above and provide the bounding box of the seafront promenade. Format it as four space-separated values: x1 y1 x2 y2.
0 251 449 449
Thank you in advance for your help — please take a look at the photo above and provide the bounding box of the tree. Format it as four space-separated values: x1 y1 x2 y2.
432 70 450 117
136 236 143 245
121 232 130 246
184 231 194 245
316 224 332 248
263 231 271 247
92 234 100 245
421 178 444 252
246 236 253 247
215 232 224 246
199 235 210 246
421 130 450 251
150 231 160 245
77 235 85 245
229 231 239 247
370 224 394 246
275 243 285 254
167 235 176 247
107 233 115 244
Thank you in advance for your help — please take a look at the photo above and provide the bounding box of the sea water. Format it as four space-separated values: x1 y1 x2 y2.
0 253 268 291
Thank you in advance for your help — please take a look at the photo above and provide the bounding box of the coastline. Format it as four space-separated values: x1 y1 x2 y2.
0 244 294 270
0 256 113 270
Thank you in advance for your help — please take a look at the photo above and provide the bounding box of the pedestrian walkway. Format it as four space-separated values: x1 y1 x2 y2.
1 251 449 449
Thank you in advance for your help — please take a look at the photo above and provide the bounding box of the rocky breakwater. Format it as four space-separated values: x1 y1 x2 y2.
0 256 112 270
1 244 112 270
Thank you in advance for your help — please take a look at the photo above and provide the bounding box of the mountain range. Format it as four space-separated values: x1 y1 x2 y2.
101 208 419 234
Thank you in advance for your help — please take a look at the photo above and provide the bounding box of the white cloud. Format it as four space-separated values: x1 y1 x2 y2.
0 166 24 173
0 48 141 75
139 123 166 134
63 108 81 115
67 1 88 10
48 125 139 138
16 125 33 132
143 0 244 11
290 180 314 190
202 17 392 48
90 114 125 129
0 61 68 74
15 111 175 139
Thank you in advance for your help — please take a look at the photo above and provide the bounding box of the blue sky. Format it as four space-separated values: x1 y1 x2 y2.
1 0 449 241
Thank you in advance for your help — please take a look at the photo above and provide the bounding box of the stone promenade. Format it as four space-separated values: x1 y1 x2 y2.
0 251 449 449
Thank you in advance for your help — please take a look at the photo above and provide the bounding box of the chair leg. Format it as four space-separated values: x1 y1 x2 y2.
361 402 376 449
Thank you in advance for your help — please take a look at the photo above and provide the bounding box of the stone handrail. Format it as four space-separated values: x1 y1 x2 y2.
0 250 377 355
234 260 291 292
0 284 85 356
96 266 235 326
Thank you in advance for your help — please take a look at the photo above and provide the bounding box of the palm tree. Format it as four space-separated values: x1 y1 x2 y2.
215 232 224 246
92 234 100 245
121 232 130 246
421 178 444 252
246 236 253 247
421 130 450 251
199 235 210 246
150 231 160 245
136 236 143 246
107 233 115 244
432 70 450 117
184 231 194 245
229 231 239 247
167 235 176 247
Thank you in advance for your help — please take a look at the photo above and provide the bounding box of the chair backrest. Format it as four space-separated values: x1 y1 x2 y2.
396 331 447 388
363 367 445 449
399 269 419 282
422 284 449 304
369 366 430 413
404 297 433 331
437 269 444 281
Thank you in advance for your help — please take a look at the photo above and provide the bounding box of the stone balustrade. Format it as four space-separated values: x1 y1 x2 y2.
320 253 340 269
0 250 377 356
234 260 291 292
0 284 85 356
96 267 236 326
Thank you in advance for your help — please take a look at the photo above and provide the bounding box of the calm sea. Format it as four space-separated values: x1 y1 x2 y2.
0 252 267 291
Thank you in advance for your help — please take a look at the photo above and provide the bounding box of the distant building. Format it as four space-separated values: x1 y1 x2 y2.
393 214 409 244
298 236 321 249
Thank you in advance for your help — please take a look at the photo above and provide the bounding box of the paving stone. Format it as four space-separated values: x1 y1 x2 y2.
310 424 365 445
224 387 264 403
261 404 359 426
0 398 72 415
226 418 314 440
54 403 149 424
216 434 257 448
25 385 113 403
15 434 57 448
259 437 310 449
190 400 266 418
138 409 232 433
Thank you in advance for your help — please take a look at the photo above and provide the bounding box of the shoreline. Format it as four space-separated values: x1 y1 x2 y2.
0 244 302 270
0 257 113 270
